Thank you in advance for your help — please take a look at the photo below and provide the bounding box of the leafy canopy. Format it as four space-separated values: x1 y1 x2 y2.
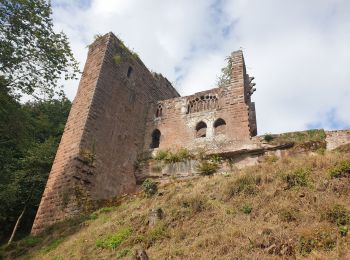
0 0 79 98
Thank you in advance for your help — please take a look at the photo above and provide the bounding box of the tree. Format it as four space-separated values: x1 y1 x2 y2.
217 56 233 88
0 0 79 98
0 80 72 244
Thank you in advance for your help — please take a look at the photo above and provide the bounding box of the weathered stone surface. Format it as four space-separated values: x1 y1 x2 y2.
148 208 164 227
135 249 148 260
326 130 350 150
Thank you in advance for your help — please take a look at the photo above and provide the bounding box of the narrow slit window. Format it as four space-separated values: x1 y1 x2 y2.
127 66 133 78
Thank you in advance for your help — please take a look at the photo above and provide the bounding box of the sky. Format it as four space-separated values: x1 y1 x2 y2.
52 0 350 134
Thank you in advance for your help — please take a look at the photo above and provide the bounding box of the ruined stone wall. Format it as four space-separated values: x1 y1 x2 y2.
326 130 350 150
143 50 257 153
32 33 179 234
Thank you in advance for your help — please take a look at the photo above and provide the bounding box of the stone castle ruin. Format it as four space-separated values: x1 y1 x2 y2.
31 32 350 234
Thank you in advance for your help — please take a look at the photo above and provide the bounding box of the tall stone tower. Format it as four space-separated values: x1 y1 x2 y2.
31 33 179 234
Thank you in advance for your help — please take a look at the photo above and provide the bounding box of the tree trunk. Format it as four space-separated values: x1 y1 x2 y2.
8 206 26 245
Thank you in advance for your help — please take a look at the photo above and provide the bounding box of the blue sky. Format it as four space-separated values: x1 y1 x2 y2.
52 0 350 134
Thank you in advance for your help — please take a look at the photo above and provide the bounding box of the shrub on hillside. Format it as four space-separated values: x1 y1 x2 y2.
329 160 350 178
241 204 253 214
142 179 158 197
325 204 350 236
297 226 337 256
197 160 219 176
224 174 261 198
282 168 310 189
263 133 274 142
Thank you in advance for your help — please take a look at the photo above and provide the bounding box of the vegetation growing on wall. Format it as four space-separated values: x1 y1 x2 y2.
217 56 233 87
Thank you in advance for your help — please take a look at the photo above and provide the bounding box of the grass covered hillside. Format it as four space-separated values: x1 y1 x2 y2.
2 148 350 259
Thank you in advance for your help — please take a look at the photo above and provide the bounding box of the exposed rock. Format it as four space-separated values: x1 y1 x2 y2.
148 207 164 227
135 249 148 260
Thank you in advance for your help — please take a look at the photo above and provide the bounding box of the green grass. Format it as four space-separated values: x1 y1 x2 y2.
41 239 64 253
282 168 310 189
271 129 326 144
95 227 132 249
329 160 350 178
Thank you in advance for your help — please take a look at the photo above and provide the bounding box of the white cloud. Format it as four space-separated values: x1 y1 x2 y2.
52 0 350 134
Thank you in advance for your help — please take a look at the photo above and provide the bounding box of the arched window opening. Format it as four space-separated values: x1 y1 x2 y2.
214 118 226 135
196 121 207 138
127 66 133 78
156 104 163 118
187 95 218 114
150 129 161 149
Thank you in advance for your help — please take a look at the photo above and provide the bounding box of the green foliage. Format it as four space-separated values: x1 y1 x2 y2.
153 150 169 161
113 54 122 64
95 228 132 249
21 236 43 247
196 160 219 176
225 174 260 198
210 154 222 163
274 129 326 144
282 168 310 189
329 160 350 178
263 133 274 142
298 230 336 256
325 204 350 228
153 148 192 163
41 239 64 253
0 0 79 98
0 83 71 244
241 204 253 214
217 56 233 87
142 179 158 197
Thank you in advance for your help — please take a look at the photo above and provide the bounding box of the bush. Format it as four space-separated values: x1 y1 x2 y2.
225 174 260 198
325 204 350 227
264 133 274 142
241 204 253 214
153 148 192 163
329 160 350 178
95 227 132 249
142 179 158 196
298 228 336 256
153 150 169 161
282 168 310 189
197 160 219 176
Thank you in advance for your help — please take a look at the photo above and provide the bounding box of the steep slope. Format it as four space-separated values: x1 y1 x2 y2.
2 150 350 259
